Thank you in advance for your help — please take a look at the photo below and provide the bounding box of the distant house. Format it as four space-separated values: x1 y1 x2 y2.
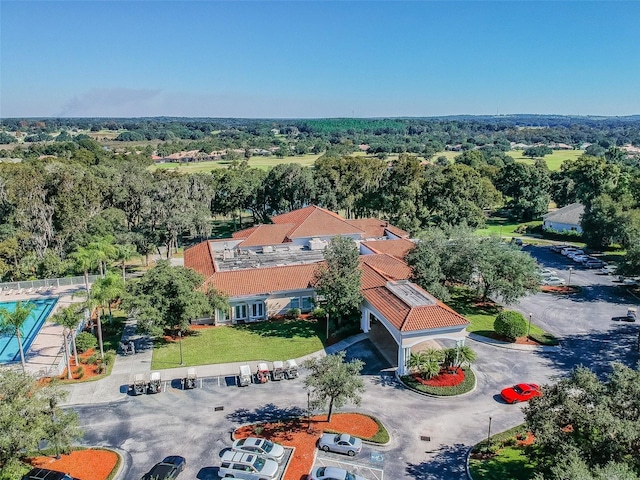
542 203 584 233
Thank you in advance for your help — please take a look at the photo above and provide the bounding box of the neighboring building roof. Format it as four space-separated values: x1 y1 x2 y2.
232 224 296 247
543 203 585 226
360 254 412 281
184 241 216 277
203 263 318 297
271 206 364 239
362 239 415 260
346 218 409 239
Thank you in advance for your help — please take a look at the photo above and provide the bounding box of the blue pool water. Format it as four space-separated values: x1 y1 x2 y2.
0 298 58 363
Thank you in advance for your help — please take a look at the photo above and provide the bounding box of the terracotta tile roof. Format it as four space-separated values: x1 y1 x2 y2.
346 218 409 239
360 254 412 281
361 263 389 290
362 239 415 260
232 226 258 239
184 241 216 278
233 224 295 247
203 263 319 297
363 285 469 332
272 206 364 239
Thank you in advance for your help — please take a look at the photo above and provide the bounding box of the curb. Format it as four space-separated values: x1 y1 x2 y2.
465 446 474 479
467 333 561 353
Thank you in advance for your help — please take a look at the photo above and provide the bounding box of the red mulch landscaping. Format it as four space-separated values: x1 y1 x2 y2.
541 285 580 294
411 368 464 387
234 412 379 480
61 349 103 382
28 448 118 480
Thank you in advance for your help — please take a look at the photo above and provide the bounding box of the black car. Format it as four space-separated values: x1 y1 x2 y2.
22 468 79 480
141 456 186 480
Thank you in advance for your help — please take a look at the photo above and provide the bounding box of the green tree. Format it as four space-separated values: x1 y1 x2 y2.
70 245 99 295
0 369 82 474
496 161 551 220
312 236 363 331
50 305 83 379
0 301 36 372
523 146 553 158
618 241 640 277
474 238 540 303
561 155 620 206
303 351 365 422
206 286 230 322
524 363 640 479
114 243 139 284
123 260 211 336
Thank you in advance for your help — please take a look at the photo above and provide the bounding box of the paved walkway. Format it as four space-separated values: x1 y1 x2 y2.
61 326 368 406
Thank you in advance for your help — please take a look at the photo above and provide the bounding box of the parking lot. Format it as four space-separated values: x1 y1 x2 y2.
313 454 385 479
73 244 640 480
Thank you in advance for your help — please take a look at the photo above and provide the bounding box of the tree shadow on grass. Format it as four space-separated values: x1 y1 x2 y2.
405 443 469 479
448 288 501 317
238 319 323 339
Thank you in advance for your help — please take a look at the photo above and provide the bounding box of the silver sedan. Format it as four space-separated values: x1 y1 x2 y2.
317 433 362 456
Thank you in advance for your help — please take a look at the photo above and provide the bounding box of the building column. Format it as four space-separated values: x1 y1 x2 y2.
397 345 412 375
361 308 370 333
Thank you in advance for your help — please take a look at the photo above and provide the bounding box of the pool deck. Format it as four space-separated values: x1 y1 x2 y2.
2 286 86 376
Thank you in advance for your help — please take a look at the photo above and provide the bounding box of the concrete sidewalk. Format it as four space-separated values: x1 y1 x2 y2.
61 326 368 406
467 332 560 352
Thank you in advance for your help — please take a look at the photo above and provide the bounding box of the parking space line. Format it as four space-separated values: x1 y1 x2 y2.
315 457 384 480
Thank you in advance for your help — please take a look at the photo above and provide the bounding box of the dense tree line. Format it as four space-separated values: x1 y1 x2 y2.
2 118 640 283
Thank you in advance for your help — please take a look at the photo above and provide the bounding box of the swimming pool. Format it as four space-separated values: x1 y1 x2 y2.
0 298 58 364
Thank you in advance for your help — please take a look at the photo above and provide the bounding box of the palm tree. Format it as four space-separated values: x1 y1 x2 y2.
115 244 139 284
457 345 477 368
50 306 83 378
409 349 444 380
70 245 98 296
89 237 117 278
87 272 125 359
0 301 37 372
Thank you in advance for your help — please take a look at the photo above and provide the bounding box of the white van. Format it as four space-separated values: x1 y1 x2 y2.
219 451 279 480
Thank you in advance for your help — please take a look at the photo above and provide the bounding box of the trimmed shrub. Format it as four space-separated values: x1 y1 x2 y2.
104 350 116 366
85 354 98 365
75 332 98 352
311 307 326 319
494 311 527 341
286 308 301 319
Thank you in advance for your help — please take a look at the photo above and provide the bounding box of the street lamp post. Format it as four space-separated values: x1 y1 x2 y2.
307 389 312 432
325 313 330 341
486 415 493 452
178 331 183 365
568 267 573 286
527 313 532 339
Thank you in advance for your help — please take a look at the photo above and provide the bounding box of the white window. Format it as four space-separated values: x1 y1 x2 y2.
289 297 300 309
251 302 264 318
234 305 247 319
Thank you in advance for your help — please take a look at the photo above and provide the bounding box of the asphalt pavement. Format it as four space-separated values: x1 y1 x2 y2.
66 244 640 480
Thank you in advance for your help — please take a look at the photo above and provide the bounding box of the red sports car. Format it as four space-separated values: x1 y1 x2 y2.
501 383 541 404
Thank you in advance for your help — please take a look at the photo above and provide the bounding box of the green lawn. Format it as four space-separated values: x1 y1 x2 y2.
469 424 537 480
507 149 584 171
151 319 326 369
448 287 556 344
431 149 584 171
475 217 542 239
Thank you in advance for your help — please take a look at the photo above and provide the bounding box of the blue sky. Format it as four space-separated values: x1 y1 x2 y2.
1 1 639 118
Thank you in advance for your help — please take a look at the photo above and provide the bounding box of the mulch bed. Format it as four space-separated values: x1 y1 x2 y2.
411 368 465 387
541 285 581 294
234 412 379 480
28 448 118 480
480 332 544 346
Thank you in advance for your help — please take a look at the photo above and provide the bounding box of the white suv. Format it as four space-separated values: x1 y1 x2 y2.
219 451 279 480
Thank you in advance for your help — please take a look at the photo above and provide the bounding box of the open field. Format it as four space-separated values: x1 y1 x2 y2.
149 153 323 172
507 149 583 170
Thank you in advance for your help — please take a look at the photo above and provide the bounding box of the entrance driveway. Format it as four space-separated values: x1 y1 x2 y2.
71 245 640 479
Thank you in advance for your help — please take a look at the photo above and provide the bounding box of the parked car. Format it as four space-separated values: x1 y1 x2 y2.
550 244 570 253
308 466 368 480
584 260 605 268
140 456 186 480
318 433 362 456
622 277 639 286
232 437 286 464
501 383 542 404
601 264 617 274
541 276 566 286
562 248 583 256
22 468 79 480
219 451 279 480
570 254 589 262
538 268 557 277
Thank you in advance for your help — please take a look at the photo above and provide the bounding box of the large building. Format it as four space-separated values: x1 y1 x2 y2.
185 206 469 374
